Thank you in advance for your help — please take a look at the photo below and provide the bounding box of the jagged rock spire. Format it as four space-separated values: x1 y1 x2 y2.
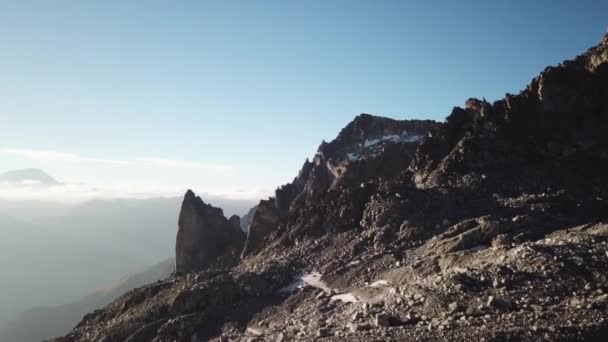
175 190 245 274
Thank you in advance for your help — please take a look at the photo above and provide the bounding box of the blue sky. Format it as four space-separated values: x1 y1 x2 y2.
1 0 607 201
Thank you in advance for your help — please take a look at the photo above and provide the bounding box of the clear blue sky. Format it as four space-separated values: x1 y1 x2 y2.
1 0 607 201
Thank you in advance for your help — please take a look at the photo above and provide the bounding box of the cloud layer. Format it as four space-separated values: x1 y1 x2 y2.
0 147 272 202
0 147 235 171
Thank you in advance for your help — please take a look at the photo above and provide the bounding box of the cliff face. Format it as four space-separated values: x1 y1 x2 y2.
55 33 608 342
243 116 440 256
175 190 245 274
412 34 608 190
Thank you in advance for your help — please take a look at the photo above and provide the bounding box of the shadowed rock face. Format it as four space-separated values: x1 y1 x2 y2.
240 199 280 258
241 116 440 255
411 33 608 189
175 190 245 274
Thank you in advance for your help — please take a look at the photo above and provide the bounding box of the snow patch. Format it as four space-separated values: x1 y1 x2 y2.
363 132 423 150
368 280 391 288
279 272 331 294
331 292 360 303
363 138 381 148
383 132 423 143
346 153 360 161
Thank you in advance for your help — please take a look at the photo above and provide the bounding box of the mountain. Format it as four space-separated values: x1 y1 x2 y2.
0 168 60 187
0 259 174 342
0 195 256 335
55 33 608 341
0 214 146 328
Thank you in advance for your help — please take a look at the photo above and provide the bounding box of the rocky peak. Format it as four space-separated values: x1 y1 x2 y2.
174 190 245 274
240 115 440 256
411 35 608 189
0 168 61 187
318 114 438 163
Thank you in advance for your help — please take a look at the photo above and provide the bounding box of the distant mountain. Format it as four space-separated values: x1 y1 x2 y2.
0 195 257 333
0 214 147 327
0 259 174 342
0 168 60 187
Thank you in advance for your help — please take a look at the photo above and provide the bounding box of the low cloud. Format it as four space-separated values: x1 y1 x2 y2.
0 182 271 203
0 148 131 165
0 147 235 172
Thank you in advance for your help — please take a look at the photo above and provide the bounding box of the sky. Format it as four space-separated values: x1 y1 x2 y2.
0 0 607 202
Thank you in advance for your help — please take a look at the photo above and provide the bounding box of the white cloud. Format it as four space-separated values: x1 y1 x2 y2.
0 147 235 171
0 182 270 203
0 147 261 203
0 148 132 165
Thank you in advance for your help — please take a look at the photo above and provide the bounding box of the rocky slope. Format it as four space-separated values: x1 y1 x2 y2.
53 33 608 342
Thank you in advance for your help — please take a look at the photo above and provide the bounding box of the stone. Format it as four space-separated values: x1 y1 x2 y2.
317 328 330 338
347 322 371 333
487 296 512 311
374 313 390 327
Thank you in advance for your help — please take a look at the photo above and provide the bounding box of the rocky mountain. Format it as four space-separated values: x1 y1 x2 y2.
54 33 608 341
0 168 60 187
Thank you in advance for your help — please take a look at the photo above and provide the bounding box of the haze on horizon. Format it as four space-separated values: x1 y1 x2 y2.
1 0 607 203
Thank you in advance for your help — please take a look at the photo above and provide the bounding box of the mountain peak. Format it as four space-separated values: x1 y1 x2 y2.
0 168 60 187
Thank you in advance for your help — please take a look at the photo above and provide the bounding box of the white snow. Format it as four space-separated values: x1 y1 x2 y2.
382 134 401 142
384 132 423 143
346 153 360 161
279 272 332 294
363 138 381 148
367 280 391 288
331 292 360 303
363 132 423 150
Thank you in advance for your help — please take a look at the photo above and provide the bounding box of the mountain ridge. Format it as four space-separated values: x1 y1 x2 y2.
54 32 608 342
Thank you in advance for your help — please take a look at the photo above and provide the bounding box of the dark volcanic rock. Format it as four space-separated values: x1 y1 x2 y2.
175 190 245 274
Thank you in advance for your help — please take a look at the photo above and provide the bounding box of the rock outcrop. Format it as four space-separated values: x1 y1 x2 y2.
411 33 608 190
240 199 280 258
174 190 245 274
239 205 257 232
242 115 440 256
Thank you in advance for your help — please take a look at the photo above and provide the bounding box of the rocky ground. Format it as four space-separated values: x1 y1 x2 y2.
52 33 608 341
